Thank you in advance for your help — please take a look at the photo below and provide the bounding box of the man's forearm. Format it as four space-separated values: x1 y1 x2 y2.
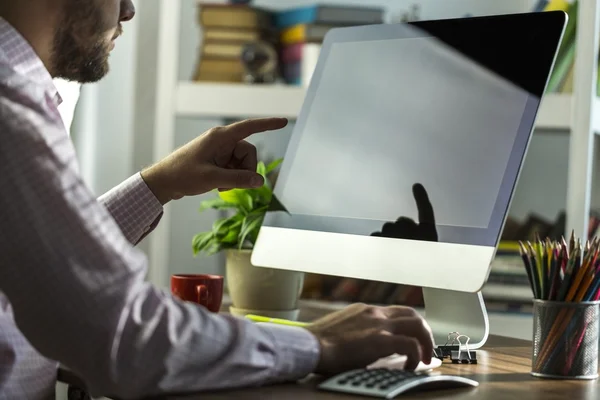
103 282 319 398
140 163 174 205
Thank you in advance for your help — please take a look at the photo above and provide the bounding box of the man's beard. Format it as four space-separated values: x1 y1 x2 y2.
50 1 113 83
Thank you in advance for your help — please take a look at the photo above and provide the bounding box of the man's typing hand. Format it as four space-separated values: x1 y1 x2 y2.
140 118 288 205
306 303 434 376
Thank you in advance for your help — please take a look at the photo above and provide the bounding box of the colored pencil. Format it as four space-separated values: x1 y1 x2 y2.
561 237 569 273
569 230 575 256
526 241 542 298
548 245 561 300
519 242 537 298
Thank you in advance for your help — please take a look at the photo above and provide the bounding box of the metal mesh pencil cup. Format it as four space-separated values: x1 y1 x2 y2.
531 299 600 379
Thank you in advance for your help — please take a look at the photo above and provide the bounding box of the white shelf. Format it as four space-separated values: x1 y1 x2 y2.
176 82 305 118
536 93 600 133
535 92 572 130
176 82 599 133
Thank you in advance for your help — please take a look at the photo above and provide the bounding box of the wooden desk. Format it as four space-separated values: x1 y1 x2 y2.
59 305 600 399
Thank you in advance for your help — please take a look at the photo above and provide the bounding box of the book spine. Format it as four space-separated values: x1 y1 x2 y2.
533 0 549 12
275 6 317 29
318 6 384 25
281 43 304 64
281 25 305 45
544 0 572 11
282 61 301 84
275 5 384 29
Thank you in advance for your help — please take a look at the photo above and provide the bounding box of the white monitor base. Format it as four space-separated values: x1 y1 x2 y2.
422 288 489 349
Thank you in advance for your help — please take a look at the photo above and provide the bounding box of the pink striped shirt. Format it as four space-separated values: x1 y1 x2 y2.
0 17 319 400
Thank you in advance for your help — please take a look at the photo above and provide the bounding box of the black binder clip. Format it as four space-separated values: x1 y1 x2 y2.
433 332 460 360
450 334 477 364
433 332 460 361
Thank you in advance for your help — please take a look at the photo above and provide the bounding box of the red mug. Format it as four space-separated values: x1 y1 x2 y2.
171 274 224 312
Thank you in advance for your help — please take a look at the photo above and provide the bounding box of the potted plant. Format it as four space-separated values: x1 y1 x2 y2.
192 158 305 318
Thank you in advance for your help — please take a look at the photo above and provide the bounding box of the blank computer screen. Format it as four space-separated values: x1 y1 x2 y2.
264 13 565 246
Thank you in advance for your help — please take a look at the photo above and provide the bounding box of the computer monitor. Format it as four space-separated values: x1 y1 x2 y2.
252 12 566 348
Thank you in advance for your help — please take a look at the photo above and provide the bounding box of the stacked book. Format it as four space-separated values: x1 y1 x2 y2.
193 3 277 83
276 4 385 86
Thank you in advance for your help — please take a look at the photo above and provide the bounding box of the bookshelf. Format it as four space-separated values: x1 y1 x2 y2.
148 0 600 294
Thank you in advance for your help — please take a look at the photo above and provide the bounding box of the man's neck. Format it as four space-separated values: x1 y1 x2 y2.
0 4 59 76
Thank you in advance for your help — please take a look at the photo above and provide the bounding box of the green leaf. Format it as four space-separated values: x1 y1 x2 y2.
218 189 253 213
267 193 289 214
229 213 245 222
221 218 242 244
205 237 223 255
212 217 233 237
199 198 235 212
238 213 264 249
247 186 272 206
221 227 240 244
192 232 214 255
266 158 283 174
256 161 266 177
251 205 269 215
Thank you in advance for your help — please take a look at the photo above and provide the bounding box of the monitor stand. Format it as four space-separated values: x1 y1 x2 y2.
422 288 489 350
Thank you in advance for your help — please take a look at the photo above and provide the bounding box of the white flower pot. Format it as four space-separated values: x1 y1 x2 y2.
225 249 305 314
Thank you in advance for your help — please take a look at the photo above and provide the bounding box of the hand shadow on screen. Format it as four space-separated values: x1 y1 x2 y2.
370 183 438 242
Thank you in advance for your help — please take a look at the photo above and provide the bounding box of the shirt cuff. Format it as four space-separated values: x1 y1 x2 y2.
98 173 164 244
257 323 320 381
130 172 164 221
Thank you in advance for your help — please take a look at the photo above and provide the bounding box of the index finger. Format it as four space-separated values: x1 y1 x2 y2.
224 118 288 141
412 183 435 225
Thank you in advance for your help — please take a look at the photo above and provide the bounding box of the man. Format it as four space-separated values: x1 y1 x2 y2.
0 1 434 399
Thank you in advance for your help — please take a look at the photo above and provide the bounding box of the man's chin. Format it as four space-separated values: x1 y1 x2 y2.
78 65 110 84
52 43 112 83
57 60 110 83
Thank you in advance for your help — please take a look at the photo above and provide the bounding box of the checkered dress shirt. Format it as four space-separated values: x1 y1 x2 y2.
0 18 319 400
